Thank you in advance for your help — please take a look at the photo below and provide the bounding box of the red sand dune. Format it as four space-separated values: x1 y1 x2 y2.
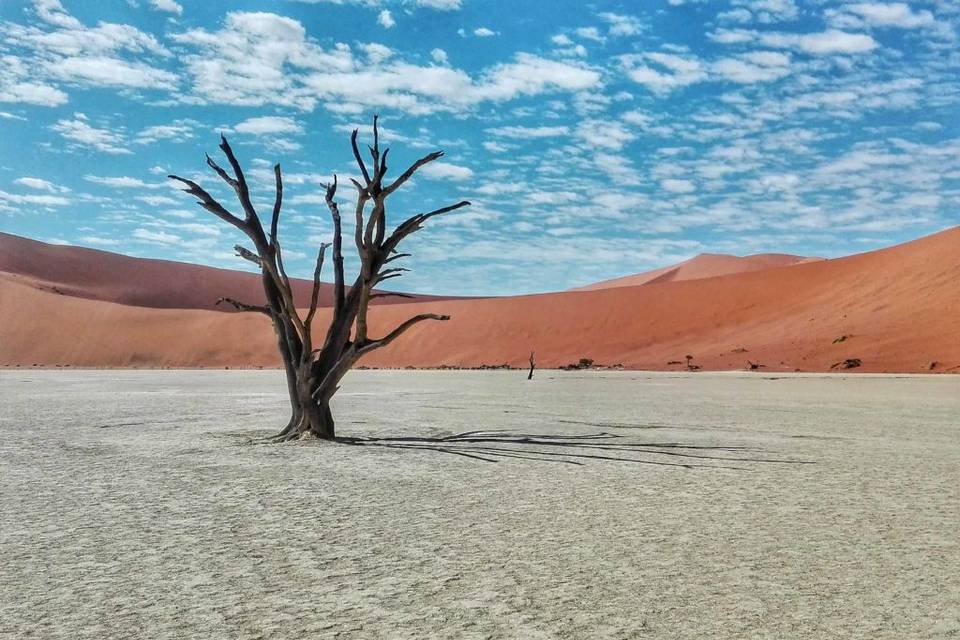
573 252 818 291
0 232 448 311
1 227 958 373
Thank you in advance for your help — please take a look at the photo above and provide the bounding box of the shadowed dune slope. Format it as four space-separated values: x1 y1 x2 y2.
0 232 448 310
573 252 818 291
1 227 958 372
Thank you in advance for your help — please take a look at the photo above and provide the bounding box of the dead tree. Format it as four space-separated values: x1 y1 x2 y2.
169 116 469 441
527 351 535 380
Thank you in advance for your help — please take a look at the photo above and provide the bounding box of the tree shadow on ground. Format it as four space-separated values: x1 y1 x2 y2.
333 429 813 469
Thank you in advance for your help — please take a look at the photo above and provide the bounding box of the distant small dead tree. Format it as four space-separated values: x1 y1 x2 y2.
169 116 469 441
527 351 535 380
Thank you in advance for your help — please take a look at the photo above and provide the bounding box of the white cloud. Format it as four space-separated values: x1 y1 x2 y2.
711 27 880 54
575 119 636 150
712 51 791 83
33 0 81 29
719 8 754 23
479 54 601 99
231 116 303 136
0 82 68 106
525 191 579 205
84 175 162 189
48 56 178 89
731 0 798 23
377 9 395 28
420 161 474 181
133 228 181 244
621 110 654 127
136 119 198 145
622 52 708 93
0 189 70 207
14 177 69 193
149 0 183 15
51 118 130 154
898 193 940 208
172 14 600 115
474 27 496 37
163 209 195 219
360 42 393 64
431 48 448 64
486 125 570 138
788 29 877 54
79 235 120 246
137 195 180 206
661 179 696 193
415 0 461 9
708 28 757 44
482 140 509 153
842 3 935 28
575 27 605 42
761 29 879 54
1 2 176 94
598 12 644 36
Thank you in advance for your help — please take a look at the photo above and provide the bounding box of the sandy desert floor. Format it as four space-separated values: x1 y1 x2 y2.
1 370 959 639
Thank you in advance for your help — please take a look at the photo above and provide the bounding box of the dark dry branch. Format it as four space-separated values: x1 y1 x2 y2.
215 297 269 314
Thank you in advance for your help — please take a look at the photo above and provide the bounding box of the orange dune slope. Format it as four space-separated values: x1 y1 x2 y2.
1 227 958 373
0 232 447 310
573 252 818 291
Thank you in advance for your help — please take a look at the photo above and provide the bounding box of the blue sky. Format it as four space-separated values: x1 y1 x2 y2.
0 0 957 295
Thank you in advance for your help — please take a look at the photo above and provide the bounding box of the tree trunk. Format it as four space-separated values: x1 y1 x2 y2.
314 401 335 439
276 393 335 440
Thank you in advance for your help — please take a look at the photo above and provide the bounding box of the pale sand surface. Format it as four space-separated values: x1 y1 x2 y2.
1 370 959 639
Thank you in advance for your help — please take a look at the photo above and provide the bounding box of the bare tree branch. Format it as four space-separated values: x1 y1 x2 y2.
351 128 371 186
168 175 246 231
215 297 270 314
324 176 346 314
275 239 291 290
358 314 450 355
364 200 384 250
382 150 444 197
205 153 238 189
377 267 409 279
369 292 416 301
218 135 258 222
368 115 388 196
383 252 411 264
368 115 380 180
377 148 389 188
417 200 473 224
305 242 331 330
270 240 307 341
270 163 282 249
383 200 471 253
355 198 369 255
234 244 262 267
